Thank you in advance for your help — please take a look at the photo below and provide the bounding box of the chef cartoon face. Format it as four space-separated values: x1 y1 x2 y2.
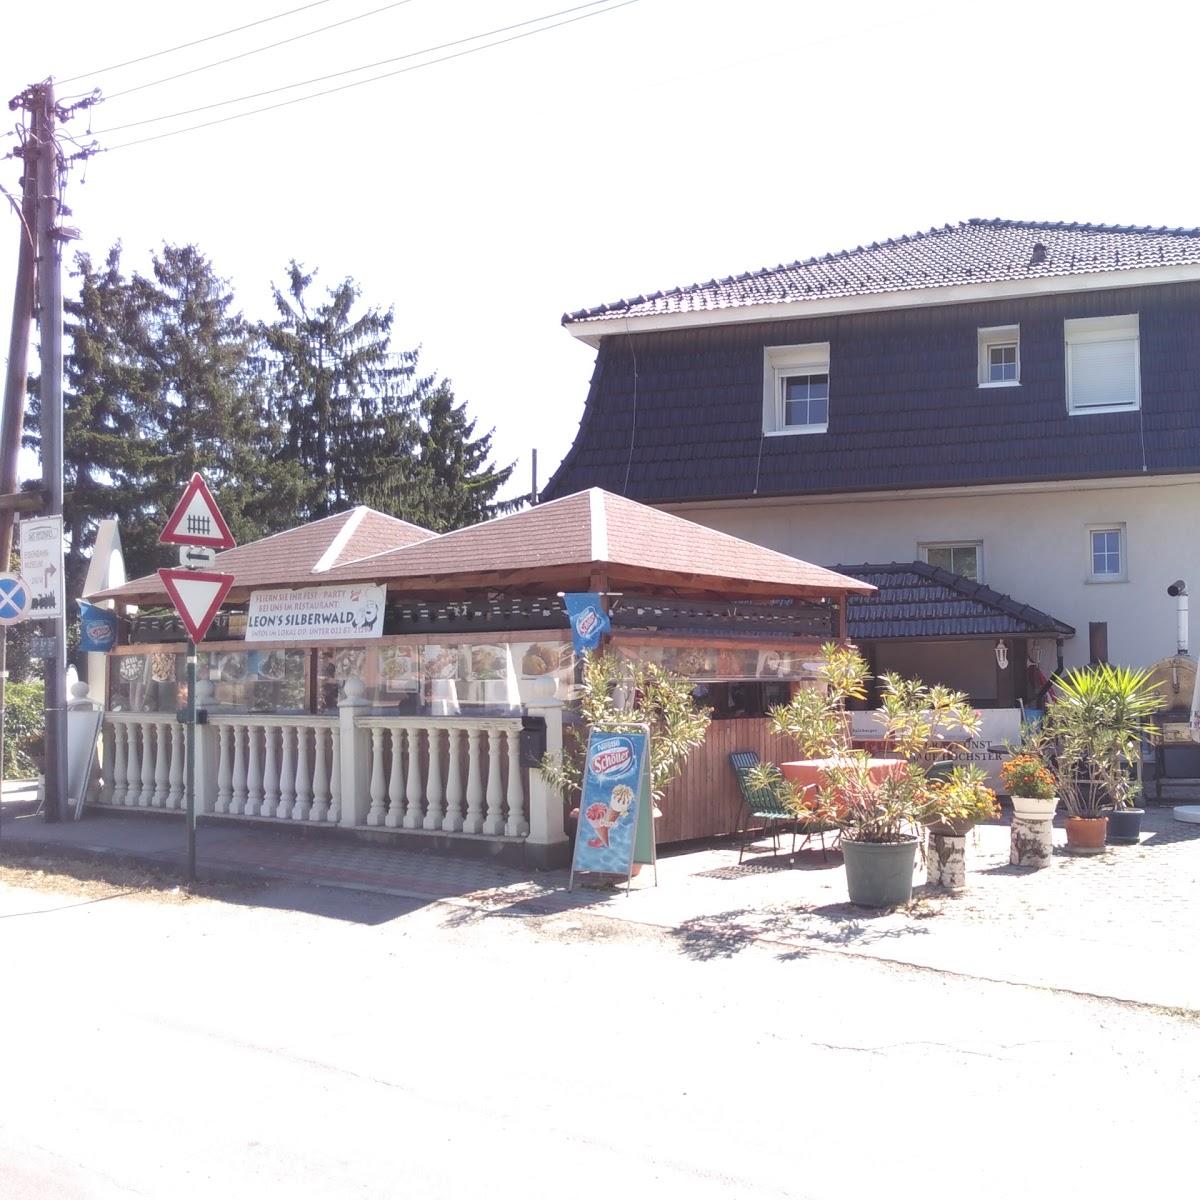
354 601 380 631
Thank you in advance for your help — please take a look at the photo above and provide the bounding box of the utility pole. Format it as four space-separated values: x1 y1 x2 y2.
34 82 67 823
0 99 40 829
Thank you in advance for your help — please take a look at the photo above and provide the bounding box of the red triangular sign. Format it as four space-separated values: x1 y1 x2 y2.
160 472 236 549
158 569 235 644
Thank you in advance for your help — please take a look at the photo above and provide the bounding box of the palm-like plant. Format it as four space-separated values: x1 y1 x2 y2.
1041 664 1162 816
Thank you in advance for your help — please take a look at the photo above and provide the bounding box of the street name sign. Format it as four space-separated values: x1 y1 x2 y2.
157 568 235 644
159 473 236 550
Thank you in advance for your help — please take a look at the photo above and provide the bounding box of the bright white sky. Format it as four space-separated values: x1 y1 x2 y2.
2 0 1200 506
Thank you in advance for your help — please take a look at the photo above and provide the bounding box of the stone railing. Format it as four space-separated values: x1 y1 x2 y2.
96 676 568 865
209 715 341 822
102 712 186 809
356 715 526 836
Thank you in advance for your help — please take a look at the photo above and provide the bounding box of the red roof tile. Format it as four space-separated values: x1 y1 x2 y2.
90 507 435 602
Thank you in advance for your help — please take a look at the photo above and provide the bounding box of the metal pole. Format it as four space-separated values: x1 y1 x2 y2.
186 642 196 882
530 448 538 505
35 82 66 823
0 117 39 837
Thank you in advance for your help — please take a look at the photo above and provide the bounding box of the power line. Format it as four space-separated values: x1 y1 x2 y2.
58 0 339 86
101 0 641 153
104 0 420 103
96 0 614 135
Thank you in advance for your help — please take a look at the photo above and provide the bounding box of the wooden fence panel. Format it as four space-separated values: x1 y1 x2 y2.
657 718 799 845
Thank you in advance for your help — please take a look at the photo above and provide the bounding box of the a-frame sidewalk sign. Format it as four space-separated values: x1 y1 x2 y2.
158 472 236 881
567 723 657 895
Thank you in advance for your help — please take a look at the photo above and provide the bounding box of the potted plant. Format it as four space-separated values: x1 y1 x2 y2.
751 644 981 907
999 753 1058 819
1041 664 1162 853
539 650 712 873
924 765 1000 889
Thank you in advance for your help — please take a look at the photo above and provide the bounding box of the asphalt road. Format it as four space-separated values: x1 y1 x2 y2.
1 874 1197 1199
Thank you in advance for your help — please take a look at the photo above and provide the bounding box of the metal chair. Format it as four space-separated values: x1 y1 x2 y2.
730 750 831 864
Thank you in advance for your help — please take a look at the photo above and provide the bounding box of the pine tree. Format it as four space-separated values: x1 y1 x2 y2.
125 244 294 576
261 263 419 521
26 245 158 598
410 381 517 531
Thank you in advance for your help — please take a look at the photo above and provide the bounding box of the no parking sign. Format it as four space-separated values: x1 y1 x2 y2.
0 572 31 625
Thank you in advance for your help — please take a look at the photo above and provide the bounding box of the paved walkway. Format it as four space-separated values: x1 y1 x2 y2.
3 803 1198 1011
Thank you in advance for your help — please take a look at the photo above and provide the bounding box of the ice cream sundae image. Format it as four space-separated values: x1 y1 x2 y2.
585 784 636 849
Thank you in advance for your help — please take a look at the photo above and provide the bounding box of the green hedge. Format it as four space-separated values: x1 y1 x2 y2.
3 680 44 779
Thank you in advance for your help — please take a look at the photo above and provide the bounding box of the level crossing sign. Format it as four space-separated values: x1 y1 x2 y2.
0 572 31 625
159 472 236 550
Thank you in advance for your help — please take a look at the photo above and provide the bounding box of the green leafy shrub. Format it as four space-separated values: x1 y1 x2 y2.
3 680 45 779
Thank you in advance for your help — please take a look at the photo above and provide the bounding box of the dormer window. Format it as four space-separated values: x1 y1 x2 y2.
978 325 1020 387
763 342 831 435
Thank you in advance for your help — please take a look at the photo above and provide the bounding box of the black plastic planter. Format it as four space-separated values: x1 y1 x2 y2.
1106 808 1144 845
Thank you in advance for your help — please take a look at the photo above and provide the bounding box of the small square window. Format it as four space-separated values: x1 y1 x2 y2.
978 326 1020 388
921 542 982 582
1087 526 1126 583
763 343 831 434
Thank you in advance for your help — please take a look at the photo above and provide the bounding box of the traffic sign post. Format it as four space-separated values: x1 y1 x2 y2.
158 472 236 883
0 572 31 625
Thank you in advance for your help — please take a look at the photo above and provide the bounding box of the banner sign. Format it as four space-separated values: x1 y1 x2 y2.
19 515 64 619
246 583 387 642
563 592 611 654
569 728 656 889
847 708 1022 790
79 601 119 652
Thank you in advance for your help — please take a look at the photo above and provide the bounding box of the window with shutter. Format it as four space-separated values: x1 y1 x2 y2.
1065 315 1140 413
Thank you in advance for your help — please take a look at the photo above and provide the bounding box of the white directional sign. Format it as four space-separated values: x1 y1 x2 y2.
19 515 65 619
178 544 217 570
160 473 236 550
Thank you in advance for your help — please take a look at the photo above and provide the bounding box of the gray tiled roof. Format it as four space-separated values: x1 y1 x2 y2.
565 219 1200 324
835 562 1075 641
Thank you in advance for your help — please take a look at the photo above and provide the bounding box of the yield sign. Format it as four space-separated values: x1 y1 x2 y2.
157 568 234 644
160 473 236 549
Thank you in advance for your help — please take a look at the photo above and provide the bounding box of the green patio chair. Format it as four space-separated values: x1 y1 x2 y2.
730 750 832 865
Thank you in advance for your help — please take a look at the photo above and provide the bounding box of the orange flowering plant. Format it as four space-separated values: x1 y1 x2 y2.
999 753 1056 800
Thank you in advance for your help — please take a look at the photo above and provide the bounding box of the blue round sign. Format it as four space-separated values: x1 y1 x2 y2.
0 572 30 625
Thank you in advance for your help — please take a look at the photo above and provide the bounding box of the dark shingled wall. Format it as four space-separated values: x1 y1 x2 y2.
542 282 1200 503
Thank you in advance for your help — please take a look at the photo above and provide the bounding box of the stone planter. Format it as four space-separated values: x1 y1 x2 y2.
1105 808 1144 845
1010 794 1058 820
1010 815 1054 868
1064 815 1108 855
926 829 967 890
842 837 918 907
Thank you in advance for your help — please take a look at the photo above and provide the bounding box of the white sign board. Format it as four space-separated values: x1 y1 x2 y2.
848 708 1023 790
246 583 387 643
19 515 64 619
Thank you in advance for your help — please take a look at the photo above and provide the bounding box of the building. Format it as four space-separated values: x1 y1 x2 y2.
543 219 1200 675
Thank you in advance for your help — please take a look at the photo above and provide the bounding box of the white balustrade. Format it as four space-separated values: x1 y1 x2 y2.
358 716 527 840
203 717 338 824
101 716 180 811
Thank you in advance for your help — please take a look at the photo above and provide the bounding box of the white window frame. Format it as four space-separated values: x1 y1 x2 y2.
978 325 1020 388
763 342 831 435
1086 523 1127 584
1065 314 1141 414
919 540 984 583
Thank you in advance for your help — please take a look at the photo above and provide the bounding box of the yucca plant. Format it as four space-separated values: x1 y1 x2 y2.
1041 664 1162 816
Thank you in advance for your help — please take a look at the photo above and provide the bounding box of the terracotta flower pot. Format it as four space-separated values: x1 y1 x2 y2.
1064 815 1108 854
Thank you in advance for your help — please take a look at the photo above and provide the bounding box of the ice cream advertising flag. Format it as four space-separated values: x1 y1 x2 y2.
568 728 655 888
78 601 118 652
563 592 610 653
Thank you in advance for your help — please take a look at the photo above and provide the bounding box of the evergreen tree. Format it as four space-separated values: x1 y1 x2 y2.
261 263 419 521
409 381 517 531
26 245 158 598
126 244 297 576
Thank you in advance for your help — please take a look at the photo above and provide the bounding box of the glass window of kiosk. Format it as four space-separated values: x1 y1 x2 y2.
198 649 308 713
109 651 184 713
